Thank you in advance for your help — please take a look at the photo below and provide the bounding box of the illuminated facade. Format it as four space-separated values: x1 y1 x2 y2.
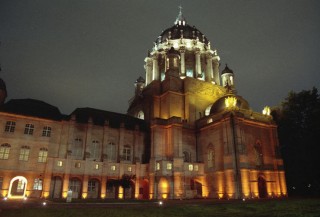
0 11 286 200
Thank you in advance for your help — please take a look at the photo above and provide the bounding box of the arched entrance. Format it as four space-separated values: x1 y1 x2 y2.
8 176 27 199
258 176 267 198
140 179 149 199
106 179 119 199
50 176 62 198
190 179 203 198
69 178 82 199
88 179 100 199
123 181 135 199
158 177 169 199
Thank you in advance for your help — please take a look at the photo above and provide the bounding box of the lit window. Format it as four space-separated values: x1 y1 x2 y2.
42 126 51 137
38 148 48 163
95 164 99 170
207 118 213 124
0 143 10 160
188 164 194 171
205 105 213 116
166 163 172 170
57 161 63 167
194 165 199 171
128 166 132 172
156 162 160 171
19 146 30 161
75 162 81 168
137 111 144 120
24 124 34 135
33 178 43 190
186 69 193 77
17 179 25 192
123 146 131 161
4 121 16 133
111 165 116 171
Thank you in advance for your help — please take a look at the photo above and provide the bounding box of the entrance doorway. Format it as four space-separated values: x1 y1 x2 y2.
258 176 267 198
8 176 27 199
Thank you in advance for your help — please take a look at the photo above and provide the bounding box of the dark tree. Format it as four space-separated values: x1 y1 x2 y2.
272 87 320 196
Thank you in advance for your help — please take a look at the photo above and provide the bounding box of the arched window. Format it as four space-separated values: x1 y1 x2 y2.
254 142 263 166
38 148 48 163
19 146 30 161
207 144 214 169
205 104 213 116
91 140 100 160
137 111 144 120
0 143 11 160
183 151 190 162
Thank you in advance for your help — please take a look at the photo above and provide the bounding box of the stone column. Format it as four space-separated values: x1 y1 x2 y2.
180 47 186 78
144 57 153 85
82 175 88 199
152 53 159 81
205 53 213 82
195 48 202 78
213 59 220 85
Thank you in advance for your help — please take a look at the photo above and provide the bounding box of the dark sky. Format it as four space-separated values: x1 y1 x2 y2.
1 0 319 115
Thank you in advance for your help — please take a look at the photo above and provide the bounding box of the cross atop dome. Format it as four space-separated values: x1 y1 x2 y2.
174 6 186 26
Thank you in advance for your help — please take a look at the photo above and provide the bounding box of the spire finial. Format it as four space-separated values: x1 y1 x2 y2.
175 6 186 25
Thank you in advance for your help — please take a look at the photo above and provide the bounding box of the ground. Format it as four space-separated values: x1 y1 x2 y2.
0 198 320 217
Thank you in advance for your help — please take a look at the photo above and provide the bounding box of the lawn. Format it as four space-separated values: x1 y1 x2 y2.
1 198 320 217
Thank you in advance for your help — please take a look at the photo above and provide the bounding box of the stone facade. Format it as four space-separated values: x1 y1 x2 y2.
0 11 287 200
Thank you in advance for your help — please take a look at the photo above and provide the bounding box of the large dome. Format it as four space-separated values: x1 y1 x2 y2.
155 10 209 45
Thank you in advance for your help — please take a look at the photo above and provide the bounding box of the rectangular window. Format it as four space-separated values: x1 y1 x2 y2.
95 164 99 170
127 166 132 172
111 165 116 171
33 178 43 190
88 180 96 192
4 121 16 133
57 160 63 167
42 126 51 137
38 149 48 163
75 162 81 168
0 144 10 160
123 146 131 161
194 165 199 171
24 124 34 135
19 147 30 161
166 163 172 170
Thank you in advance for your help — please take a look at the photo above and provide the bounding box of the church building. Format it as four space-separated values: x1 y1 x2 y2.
0 11 287 200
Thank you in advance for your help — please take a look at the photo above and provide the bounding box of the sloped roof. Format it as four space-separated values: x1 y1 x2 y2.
0 98 63 121
69 107 147 131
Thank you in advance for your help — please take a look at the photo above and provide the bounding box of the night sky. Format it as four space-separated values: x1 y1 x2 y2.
1 0 319 115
